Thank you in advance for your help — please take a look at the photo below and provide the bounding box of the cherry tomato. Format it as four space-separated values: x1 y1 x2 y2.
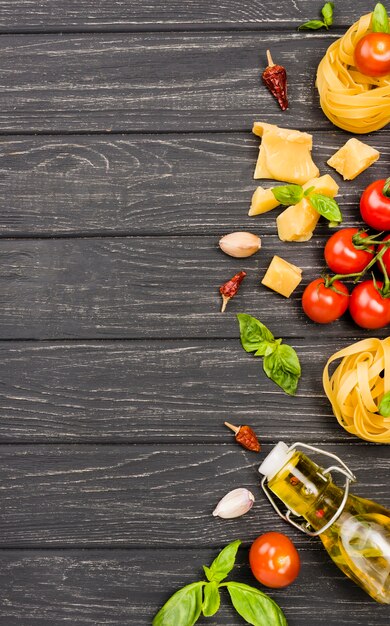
354 33 390 77
360 179 390 230
377 234 390 275
349 280 390 329
324 228 374 274
249 532 300 588
302 278 349 324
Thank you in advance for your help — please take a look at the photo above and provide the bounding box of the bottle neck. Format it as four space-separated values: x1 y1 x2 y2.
268 451 344 531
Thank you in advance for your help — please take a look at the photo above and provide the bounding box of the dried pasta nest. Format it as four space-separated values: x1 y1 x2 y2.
316 13 390 134
323 338 390 443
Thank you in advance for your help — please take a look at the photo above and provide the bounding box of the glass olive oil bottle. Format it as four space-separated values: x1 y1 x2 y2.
259 442 390 604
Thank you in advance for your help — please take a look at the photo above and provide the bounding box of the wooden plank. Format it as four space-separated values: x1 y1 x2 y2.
0 443 388 547
0 131 387 236
0 235 387 340
0 1 368 32
0 32 352 132
0 339 374 443
1 548 388 625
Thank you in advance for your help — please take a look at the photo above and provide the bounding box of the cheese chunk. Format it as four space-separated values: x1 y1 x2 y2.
327 138 380 180
276 174 339 242
261 256 302 298
249 174 339 216
253 122 319 185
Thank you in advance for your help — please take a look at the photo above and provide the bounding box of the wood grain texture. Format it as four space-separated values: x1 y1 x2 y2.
0 235 388 340
0 32 351 132
0 131 388 236
0 339 376 443
0 443 388 547
0 0 368 32
1 548 388 626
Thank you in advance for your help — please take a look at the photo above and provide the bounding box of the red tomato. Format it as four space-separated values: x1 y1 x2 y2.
324 228 374 274
377 234 390 275
354 33 390 77
249 532 300 588
349 280 390 329
302 278 349 324
360 179 390 230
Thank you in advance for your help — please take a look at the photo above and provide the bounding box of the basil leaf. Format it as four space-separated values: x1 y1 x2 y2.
298 19 327 30
206 539 241 583
263 343 301 396
303 185 315 197
202 582 220 617
379 391 390 417
309 193 342 224
237 313 275 357
321 2 334 27
202 565 212 581
152 582 204 626
372 2 390 33
271 184 303 206
227 582 288 626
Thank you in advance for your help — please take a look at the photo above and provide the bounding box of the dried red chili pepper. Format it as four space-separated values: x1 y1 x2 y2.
262 50 288 111
224 421 261 452
219 271 246 312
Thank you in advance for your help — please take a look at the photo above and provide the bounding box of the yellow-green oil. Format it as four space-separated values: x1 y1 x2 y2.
268 451 390 604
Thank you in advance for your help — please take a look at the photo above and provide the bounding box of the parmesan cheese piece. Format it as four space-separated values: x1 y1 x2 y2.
249 174 339 216
276 174 339 242
252 122 320 185
327 138 380 180
261 256 302 298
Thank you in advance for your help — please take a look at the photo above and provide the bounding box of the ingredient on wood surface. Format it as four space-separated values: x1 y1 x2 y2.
349 279 390 328
237 313 301 395
327 138 380 180
298 1 334 30
323 338 390 441
259 442 390 603
324 228 375 274
252 122 319 184
354 3 390 76
302 278 349 324
378 234 390 273
360 178 390 229
249 532 300 588
249 174 338 217
224 421 261 452
213 488 255 519
261 256 302 298
262 50 288 111
219 231 261 258
152 540 288 625
219 271 246 313
316 11 390 133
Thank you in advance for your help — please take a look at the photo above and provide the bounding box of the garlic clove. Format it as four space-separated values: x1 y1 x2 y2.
212 488 255 519
219 232 261 258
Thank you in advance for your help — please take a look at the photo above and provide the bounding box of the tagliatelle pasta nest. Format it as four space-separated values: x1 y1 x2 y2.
323 338 390 443
316 13 390 133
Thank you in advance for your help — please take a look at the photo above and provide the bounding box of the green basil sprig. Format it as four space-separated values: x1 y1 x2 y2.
237 314 301 395
271 183 343 226
372 2 390 33
379 390 390 417
152 540 288 626
299 2 334 30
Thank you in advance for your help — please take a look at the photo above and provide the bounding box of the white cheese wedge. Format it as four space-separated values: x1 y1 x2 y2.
261 256 302 298
327 138 380 180
252 122 319 185
249 174 339 216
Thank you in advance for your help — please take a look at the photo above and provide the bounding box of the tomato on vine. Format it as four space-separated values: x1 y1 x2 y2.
378 234 390 275
249 532 300 589
302 278 349 324
324 228 374 274
360 179 390 230
349 280 390 329
354 32 390 77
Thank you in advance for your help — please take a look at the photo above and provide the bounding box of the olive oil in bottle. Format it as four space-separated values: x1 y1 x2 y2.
259 442 390 604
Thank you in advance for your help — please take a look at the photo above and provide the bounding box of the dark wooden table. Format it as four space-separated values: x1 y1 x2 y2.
0 1 389 624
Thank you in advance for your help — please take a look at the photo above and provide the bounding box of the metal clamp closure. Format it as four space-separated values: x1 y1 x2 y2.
260 442 356 537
